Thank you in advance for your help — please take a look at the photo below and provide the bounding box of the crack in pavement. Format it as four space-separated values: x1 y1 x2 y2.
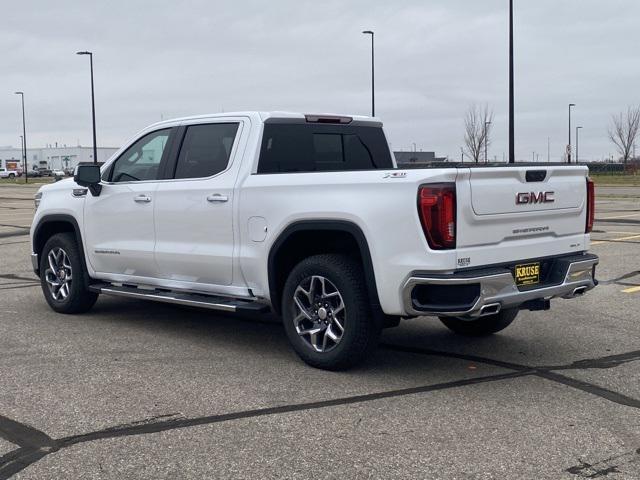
0 231 29 240
566 448 640 478
0 371 529 478
0 274 38 283
0 284 40 291
381 344 640 409
598 270 640 285
1 347 639 478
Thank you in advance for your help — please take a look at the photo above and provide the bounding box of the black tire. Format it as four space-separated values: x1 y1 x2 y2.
439 308 518 337
39 232 99 314
281 254 380 370
8 173 15 179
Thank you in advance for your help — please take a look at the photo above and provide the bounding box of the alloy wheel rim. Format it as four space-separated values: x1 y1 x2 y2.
292 275 345 353
44 247 72 301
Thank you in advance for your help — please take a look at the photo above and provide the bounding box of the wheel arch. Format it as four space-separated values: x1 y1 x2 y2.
267 220 381 316
32 214 89 284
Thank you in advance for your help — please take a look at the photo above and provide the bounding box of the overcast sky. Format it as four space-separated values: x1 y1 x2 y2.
1 0 638 161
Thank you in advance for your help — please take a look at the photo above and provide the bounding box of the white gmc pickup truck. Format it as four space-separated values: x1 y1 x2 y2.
30 112 598 370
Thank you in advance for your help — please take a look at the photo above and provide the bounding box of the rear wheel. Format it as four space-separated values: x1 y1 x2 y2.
282 254 380 370
439 308 518 336
40 233 98 314
8 173 15 179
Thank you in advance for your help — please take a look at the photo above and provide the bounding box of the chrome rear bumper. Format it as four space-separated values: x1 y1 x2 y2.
403 254 598 318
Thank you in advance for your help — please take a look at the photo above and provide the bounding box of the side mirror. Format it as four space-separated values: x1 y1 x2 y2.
74 164 102 196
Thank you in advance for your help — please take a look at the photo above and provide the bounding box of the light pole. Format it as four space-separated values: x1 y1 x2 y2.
484 121 492 163
14 92 28 183
508 0 515 163
76 51 98 164
362 30 375 117
576 126 582 163
568 103 575 163
18 135 24 173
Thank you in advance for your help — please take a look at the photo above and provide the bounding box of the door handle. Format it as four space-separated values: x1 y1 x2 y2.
207 194 228 203
134 194 152 203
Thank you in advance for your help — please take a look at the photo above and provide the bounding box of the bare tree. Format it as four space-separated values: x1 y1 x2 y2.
464 104 494 163
608 106 640 163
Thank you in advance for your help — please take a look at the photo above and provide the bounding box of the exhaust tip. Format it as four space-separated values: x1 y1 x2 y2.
479 303 501 316
572 286 588 296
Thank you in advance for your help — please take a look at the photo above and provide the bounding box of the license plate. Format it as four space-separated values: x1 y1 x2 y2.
515 262 540 286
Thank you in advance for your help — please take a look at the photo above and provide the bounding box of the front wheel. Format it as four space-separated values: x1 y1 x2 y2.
439 308 518 337
40 233 99 314
8 173 15 179
282 254 380 370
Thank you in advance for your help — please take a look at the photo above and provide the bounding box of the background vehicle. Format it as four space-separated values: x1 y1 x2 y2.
0 168 17 179
30 112 598 370
38 168 53 177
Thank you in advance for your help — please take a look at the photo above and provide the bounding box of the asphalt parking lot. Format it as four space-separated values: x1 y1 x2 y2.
0 183 639 479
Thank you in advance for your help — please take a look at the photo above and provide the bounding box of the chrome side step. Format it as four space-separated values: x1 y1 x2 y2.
89 283 270 314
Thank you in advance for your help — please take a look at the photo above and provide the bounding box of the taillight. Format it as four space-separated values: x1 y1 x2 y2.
586 178 595 233
418 183 456 250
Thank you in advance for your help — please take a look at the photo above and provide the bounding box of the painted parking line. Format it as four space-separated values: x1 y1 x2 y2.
591 234 640 246
622 286 640 293
599 212 640 220
0 213 34 218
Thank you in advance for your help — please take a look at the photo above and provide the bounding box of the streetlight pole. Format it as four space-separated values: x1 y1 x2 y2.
14 92 28 184
362 31 375 117
508 0 515 163
568 103 575 163
485 121 492 163
76 51 98 164
18 135 24 174
576 126 582 163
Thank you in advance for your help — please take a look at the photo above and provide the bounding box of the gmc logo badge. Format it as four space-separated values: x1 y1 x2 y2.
516 191 555 204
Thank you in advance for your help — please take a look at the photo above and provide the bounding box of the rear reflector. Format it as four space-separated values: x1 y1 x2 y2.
418 183 456 250
586 178 595 233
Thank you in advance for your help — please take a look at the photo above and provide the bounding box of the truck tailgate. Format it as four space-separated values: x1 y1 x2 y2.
455 165 589 258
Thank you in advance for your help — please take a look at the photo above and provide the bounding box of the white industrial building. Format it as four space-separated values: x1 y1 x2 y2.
0 146 118 172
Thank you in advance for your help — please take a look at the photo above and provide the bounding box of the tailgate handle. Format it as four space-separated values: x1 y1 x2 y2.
525 170 547 182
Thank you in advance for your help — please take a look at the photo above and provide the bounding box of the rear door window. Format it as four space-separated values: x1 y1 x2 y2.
174 123 239 179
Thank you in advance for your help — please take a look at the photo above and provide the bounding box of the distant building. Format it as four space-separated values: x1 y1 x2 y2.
0 146 118 172
394 151 448 165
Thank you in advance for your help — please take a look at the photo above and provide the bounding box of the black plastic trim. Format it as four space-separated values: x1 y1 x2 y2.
267 220 380 315
31 214 91 287
411 283 480 313
525 170 547 182
159 126 185 180
450 252 598 276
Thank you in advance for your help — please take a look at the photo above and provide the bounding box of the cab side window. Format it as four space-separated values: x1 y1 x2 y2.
174 123 239 179
107 129 170 183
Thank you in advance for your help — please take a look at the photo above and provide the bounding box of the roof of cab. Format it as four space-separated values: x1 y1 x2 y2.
145 111 381 130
